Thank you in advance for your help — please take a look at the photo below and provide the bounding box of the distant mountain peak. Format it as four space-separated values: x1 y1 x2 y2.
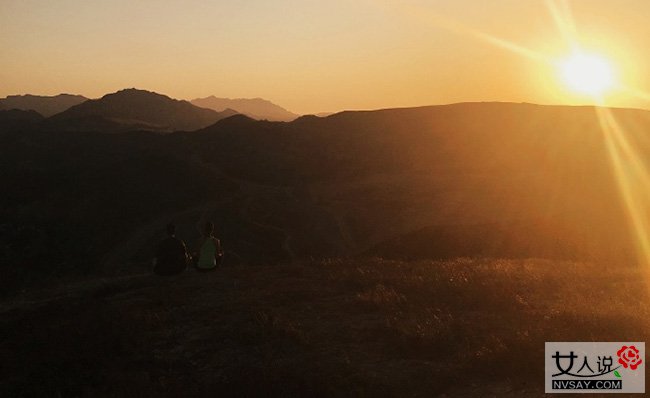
46 88 237 133
191 96 299 122
101 88 178 102
111 87 166 96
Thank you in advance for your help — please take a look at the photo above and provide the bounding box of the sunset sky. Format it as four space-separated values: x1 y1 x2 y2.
1 0 649 114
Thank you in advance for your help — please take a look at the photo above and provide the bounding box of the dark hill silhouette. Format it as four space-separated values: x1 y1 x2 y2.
5 101 650 397
0 109 44 123
43 115 165 134
47 89 237 133
0 94 87 117
3 102 650 294
200 113 264 131
191 95 298 121
193 102 650 263
0 109 44 131
198 102 644 185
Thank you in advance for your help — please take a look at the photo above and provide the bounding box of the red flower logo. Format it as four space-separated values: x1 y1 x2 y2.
617 345 643 370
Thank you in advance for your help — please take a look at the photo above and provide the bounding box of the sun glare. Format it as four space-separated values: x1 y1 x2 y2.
558 52 615 97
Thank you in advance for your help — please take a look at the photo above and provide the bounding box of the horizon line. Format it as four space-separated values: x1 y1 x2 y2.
3 88 650 116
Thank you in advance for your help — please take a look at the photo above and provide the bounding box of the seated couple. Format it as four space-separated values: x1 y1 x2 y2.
153 221 223 276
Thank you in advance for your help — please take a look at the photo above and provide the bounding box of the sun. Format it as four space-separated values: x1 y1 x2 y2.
558 51 616 97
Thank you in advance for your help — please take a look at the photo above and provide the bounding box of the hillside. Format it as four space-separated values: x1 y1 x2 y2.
0 94 87 117
192 96 298 121
2 102 650 293
1 258 647 396
0 109 44 129
46 89 237 133
190 103 650 263
3 101 650 396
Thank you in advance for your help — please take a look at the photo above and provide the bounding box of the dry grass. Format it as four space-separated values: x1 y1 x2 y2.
1 257 649 397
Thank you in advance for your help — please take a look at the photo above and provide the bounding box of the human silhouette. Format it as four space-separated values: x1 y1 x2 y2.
194 221 223 271
153 223 189 276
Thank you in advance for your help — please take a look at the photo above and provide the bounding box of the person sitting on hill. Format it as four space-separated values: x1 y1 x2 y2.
153 223 189 276
194 221 223 271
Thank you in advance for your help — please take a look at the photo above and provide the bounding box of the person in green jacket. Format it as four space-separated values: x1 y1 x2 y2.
194 221 223 271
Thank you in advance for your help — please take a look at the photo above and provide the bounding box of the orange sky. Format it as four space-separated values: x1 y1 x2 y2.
1 0 649 114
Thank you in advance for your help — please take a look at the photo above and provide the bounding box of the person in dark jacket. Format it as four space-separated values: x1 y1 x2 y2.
153 223 189 276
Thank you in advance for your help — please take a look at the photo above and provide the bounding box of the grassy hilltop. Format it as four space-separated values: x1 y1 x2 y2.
3 101 650 396
2 258 647 397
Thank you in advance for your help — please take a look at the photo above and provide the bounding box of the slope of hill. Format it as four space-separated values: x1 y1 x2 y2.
4 101 650 397
0 109 44 132
192 96 298 121
191 102 650 263
47 89 237 133
0 109 44 123
3 101 650 293
0 94 87 117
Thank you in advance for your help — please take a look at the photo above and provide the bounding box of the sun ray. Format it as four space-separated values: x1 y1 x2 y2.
376 0 650 269
375 1 551 64
596 107 650 267
545 0 579 50
472 31 549 63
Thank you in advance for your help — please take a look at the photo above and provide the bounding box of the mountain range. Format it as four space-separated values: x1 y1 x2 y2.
3 98 650 292
0 94 87 117
45 89 238 133
0 91 300 124
4 94 647 398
